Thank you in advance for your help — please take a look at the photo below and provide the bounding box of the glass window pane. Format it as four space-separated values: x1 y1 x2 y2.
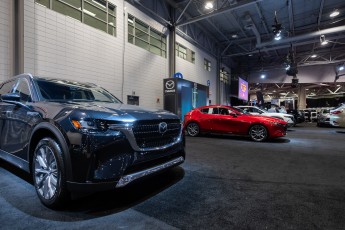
150 37 162 48
135 38 149 50
108 15 116 26
85 0 106 10
84 2 106 21
128 34 134 44
52 0 81 21
150 45 161 56
135 29 148 42
108 25 116 36
84 14 107 32
35 0 50 8
108 3 116 16
128 15 134 25
151 29 162 40
60 0 81 8
135 20 149 33
128 25 134 35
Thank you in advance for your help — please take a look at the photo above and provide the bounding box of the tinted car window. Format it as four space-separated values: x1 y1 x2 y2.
13 78 32 103
200 108 209 114
219 108 229 115
36 79 121 103
212 108 219 114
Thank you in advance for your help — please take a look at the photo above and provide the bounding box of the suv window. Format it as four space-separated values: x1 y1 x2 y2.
13 78 32 103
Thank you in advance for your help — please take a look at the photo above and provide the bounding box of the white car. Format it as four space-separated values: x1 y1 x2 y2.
330 103 345 127
236 106 295 127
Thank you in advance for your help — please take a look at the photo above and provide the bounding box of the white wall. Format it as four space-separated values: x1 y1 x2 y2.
0 0 13 82
24 0 124 99
175 36 217 104
20 0 222 109
123 3 169 109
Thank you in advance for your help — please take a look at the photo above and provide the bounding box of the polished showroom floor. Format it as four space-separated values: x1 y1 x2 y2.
1 123 345 229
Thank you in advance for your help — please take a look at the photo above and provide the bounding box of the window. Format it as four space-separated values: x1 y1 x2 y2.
200 108 209 114
35 0 116 37
13 78 32 103
176 42 195 63
127 14 166 58
204 59 211 71
176 43 187 60
220 70 228 84
35 0 50 8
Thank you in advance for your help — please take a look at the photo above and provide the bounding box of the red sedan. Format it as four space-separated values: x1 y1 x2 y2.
184 105 288 142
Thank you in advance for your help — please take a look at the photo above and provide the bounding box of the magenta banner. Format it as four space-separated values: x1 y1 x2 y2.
238 77 248 101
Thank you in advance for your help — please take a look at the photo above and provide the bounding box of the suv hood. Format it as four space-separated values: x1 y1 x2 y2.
35 101 179 121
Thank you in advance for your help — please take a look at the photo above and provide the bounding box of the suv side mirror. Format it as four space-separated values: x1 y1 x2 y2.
1 93 21 102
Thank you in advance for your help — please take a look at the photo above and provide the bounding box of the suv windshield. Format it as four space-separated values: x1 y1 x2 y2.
36 79 121 103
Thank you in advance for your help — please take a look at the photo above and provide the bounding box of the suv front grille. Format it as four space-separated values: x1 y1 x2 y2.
132 120 181 149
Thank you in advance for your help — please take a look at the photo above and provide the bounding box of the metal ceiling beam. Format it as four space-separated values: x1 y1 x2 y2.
176 0 263 27
257 25 345 48
317 0 325 27
225 33 345 57
176 0 192 24
288 0 294 35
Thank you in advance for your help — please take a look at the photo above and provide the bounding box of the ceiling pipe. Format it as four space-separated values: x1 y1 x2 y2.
243 14 261 47
256 25 345 48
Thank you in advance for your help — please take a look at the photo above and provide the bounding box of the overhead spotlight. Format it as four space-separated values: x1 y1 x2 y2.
231 34 238 38
205 2 213 9
285 64 290 70
272 11 283 41
311 54 317 58
320 35 328 45
274 34 282 40
330 9 340 18
260 74 266 79
338 64 345 71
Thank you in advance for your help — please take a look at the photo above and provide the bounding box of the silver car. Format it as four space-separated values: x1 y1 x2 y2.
317 109 331 127
330 104 345 127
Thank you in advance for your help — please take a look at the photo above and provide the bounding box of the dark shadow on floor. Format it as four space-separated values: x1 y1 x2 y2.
0 159 184 221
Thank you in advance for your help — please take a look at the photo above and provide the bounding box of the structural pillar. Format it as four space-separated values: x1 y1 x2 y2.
168 7 176 78
14 0 24 75
297 85 307 109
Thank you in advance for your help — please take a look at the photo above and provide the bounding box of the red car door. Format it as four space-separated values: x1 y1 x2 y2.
210 107 240 133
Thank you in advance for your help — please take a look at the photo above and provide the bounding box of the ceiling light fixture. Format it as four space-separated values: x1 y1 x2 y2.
311 54 317 58
272 11 283 41
330 9 340 18
260 74 266 79
231 34 238 38
338 65 345 71
205 2 213 10
320 35 328 45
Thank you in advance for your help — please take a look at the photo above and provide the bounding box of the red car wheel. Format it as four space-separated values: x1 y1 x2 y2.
249 124 268 142
186 122 200 137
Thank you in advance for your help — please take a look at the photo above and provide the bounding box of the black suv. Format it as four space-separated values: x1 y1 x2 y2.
0 74 185 208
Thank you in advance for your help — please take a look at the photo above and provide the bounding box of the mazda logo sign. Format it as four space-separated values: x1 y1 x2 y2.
159 122 168 134
165 80 175 90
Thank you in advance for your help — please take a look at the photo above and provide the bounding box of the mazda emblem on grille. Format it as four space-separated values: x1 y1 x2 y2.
159 122 168 134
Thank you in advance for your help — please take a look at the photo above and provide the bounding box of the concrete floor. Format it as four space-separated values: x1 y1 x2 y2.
1 123 345 229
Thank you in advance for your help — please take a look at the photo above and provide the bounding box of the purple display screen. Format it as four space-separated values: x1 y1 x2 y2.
238 77 248 101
